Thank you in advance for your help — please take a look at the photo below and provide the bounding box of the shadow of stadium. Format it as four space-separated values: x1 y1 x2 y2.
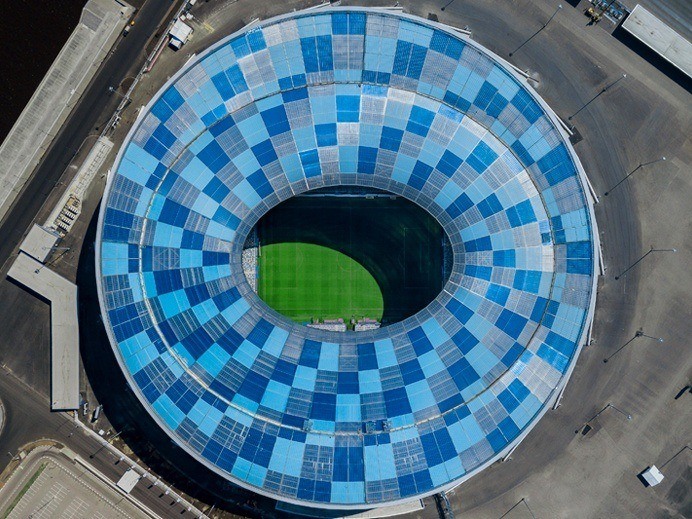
77 207 274 517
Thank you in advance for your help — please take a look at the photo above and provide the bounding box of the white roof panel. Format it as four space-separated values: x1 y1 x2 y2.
642 465 665 486
20 224 61 263
170 19 193 43
116 469 140 493
622 5 692 78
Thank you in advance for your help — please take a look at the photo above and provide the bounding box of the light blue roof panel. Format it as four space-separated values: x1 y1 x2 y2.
97 8 596 509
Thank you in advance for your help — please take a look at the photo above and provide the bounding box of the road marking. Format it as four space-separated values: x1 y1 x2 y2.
6 457 136 519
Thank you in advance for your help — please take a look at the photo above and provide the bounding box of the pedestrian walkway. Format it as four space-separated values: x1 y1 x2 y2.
0 0 133 225
0 445 146 519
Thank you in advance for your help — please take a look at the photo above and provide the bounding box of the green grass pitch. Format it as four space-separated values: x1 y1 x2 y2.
258 242 384 323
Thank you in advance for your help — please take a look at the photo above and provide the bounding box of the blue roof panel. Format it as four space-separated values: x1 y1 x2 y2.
97 8 596 509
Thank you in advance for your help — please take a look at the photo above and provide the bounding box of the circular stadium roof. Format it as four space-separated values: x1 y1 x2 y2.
96 8 598 508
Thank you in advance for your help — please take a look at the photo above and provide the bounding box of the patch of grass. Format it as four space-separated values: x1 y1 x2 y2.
1 462 47 519
259 242 383 323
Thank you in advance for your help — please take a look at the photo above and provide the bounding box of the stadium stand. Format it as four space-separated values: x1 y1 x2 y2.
96 8 598 508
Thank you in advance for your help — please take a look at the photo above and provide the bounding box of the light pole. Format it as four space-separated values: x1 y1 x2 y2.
108 85 130 101
509 5 562 57
42 246 70 253
606 403 633 421
33 246 71 273
603 329 663 363
568 73 626 121
635 330 664 342
605 157 666 196
615 247 677 280
6 450 18 461
499 497 537 519
659 445 691 469
577 402 632 433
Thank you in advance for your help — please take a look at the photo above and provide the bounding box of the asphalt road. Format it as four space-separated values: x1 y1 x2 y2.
0 0 179 270
0 0 689 518
0 367 200 518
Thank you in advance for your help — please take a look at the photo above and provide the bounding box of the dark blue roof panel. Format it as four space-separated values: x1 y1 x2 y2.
97 8 596 509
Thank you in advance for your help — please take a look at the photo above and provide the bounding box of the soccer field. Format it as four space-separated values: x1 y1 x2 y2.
255 193 446 325
258 242 384 323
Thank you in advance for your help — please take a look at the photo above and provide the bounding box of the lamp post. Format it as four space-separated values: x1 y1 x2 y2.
606 403 632 421
568 73 626 121
634 330 664 342
603 329 663 363
605 157 666 196
509 5 562 57
577 402 632 433
108 85 130 101
615 247 677 280
42 246 70 253
660 445 691 469
499 498 537 519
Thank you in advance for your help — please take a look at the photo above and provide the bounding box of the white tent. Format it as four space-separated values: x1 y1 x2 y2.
116 469 140 493
641 465 664 487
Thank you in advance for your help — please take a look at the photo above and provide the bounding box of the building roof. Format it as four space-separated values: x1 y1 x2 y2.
116 469 140 493
8 252 79 410
20 224 61 263
169 19 192 44
641 465 665 486
622 4 692 78
96 8 598 508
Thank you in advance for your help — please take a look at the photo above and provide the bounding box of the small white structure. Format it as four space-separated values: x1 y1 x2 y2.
116 469 140 493
641 465 665 487
622 5 692 78
20 224 61 263
169 19 193 50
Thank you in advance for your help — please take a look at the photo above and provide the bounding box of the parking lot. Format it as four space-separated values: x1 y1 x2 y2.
1 449 144 519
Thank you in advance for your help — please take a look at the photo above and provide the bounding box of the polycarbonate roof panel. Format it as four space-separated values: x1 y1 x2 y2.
96 8 597 508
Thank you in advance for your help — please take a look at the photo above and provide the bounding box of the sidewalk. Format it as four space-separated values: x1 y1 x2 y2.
0 443 148 519
0 0 134 225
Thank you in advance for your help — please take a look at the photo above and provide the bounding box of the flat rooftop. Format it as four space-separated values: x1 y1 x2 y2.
622 4 692 77
8 252 79 410
20 224 61 263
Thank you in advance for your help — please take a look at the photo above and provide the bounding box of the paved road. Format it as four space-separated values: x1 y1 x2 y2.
0 0 179 269
0 0 689 518
0 366 202 518
0 449 144 518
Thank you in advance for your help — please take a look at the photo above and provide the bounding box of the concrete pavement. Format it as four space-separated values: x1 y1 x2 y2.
0 445 145 518
0 366 210 518
0 0 689 517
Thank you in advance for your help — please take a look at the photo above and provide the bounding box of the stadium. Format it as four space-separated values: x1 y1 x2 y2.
96 7 598 510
